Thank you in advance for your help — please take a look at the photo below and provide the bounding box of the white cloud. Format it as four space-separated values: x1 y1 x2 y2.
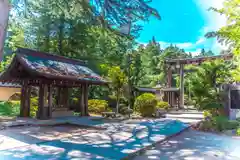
196 37 205 45
196 0 228 53
157 41 194 50
190 49 202 57
138 0 229 55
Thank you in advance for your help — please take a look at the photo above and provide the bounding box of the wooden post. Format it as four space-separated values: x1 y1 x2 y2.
48 85 53 118
80 84 86 116
77 86 82 113
37 84 44 119
20 82 26 117
62 88 69 108
179 64 184 108
84 84 89 116
26 86 31 117
20 81 31 117
56 87 61 105
167 65 172 87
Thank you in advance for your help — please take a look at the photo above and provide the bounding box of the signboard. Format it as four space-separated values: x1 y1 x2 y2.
0 0 10 60
230 90 240 109
229 89 240 120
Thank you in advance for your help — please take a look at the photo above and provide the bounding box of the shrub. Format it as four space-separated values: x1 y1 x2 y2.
0 101 20 116
200 120 213 131
88 99 109 114
119 104 133 116
203 110 212 119
156 101 170 110
212 116 239 131
236 128 240 136
134 93 157 117
30 97 38 117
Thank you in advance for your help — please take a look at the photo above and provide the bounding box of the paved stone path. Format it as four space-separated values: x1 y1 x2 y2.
0 119 188 160
133 129 240 160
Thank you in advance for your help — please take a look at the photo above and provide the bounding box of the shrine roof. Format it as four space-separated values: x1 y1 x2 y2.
0 48 107 85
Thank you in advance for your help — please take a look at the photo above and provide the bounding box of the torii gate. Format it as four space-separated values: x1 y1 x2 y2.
165 54 233 108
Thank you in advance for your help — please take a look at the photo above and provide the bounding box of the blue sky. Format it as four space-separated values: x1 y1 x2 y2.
137 0 227 55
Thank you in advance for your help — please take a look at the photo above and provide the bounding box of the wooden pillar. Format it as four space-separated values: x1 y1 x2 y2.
26 86 31 117
179 64 184 108
56 87 62 105
48 85 53 118
167 65 172 87
80 84 85 116
37 84 44 119
20 81 31 117
84 84 89 116
62 88 69 108
77 87 82 113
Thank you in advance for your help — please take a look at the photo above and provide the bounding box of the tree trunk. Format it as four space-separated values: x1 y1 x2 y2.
58 14 64 55
0 0 10 61
116 89 120 114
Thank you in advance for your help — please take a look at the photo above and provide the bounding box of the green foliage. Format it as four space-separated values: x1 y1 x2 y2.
134 93 157 117
207 0 240 55
107 66 127 113
0 55 14 73
212 116 239 131
201 115 240 132
30 97 38 117
119 104 133 116
185 59 233 112
0 101 20 116
88 99 110 114
236 128 240 136
156 101 170 110
203 110 212 118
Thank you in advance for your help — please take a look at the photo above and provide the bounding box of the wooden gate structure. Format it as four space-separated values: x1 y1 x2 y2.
0 48 107 120
165 54 233 108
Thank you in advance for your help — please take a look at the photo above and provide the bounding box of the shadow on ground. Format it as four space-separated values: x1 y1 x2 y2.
0 119 188 160
133 129 240 160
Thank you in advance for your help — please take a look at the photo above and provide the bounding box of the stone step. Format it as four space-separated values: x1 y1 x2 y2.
167 117 202 124
168 110 203 115
166 113 204 120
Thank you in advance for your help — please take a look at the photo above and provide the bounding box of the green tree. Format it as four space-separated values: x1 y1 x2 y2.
185 59 233 110
107 66 127 113
206 0 240 55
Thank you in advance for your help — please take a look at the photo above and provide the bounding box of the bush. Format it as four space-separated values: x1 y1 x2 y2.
30 97 38 117
119 104 133 116
156 101 170 110
88 99 110 114
0 101 20 116
203 110 212 119
212 116 239 131
199 115 240 132
200 120 213 131
237 128 240 136
134 93 157 117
